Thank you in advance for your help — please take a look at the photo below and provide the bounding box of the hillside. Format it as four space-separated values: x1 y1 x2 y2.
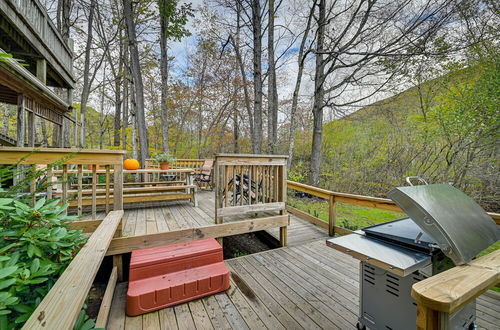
292 63 498 211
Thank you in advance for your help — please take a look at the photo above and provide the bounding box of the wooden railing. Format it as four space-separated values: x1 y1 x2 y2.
286 180 500 236
145 158 205 170
23 210 124 329
215 154 289 246
0 147 125 218
411 249 500 330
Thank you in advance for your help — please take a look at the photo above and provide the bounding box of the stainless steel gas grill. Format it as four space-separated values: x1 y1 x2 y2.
326 183 500 330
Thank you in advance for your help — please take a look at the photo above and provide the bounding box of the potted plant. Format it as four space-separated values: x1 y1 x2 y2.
154 153 176 170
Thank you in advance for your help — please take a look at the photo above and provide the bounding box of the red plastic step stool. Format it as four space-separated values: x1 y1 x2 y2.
126 238 230 316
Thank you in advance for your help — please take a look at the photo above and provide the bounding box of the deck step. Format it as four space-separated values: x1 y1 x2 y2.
126 239 230 316
129 238 223 281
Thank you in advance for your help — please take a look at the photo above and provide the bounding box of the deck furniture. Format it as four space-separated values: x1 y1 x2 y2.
194 159 214 189
56 168 198 208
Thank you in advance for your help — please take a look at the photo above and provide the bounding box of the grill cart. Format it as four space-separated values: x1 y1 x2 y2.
327 182 500 330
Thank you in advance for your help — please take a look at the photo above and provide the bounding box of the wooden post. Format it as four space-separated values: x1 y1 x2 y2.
113 163 124 210
47 166 53 199
328 195 336 236
105 165 110 214
77 164 83 217
279 164 288 247
27 110 35 147
92 166 97 220
36 59 47 84
73 107 78 147
416 304 439 330
113 255 124 282
16 94 25 147
57 123 64 147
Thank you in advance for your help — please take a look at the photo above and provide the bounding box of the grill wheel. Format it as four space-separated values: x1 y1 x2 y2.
356 322 366 330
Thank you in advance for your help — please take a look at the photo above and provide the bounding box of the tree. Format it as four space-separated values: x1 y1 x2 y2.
123 0 149 167
79 0 96 148
57 0 72 42
267 0 278 154
308 0 457 185
251 0 263 153
158 0 193 153
287 2 315 168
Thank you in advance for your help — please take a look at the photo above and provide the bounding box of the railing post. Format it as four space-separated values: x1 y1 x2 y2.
328 195 336 236
279 163 288 247
113 162 124 211
416 304 439 330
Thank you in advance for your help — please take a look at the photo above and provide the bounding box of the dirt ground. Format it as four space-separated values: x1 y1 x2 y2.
223 232 275 259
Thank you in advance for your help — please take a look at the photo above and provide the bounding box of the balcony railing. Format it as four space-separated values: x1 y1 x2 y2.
1 0 74 85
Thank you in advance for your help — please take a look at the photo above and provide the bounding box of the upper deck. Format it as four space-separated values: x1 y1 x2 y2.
0 0 74 88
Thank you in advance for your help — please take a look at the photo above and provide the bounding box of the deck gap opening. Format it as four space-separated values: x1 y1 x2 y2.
222 230 279 259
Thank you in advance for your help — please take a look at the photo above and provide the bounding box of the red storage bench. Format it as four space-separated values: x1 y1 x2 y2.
126 238 230 316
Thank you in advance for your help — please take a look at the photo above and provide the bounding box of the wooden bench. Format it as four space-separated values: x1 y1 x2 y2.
70 181 185 188
59 185 194 196
67 185 198 208
23 210 124 329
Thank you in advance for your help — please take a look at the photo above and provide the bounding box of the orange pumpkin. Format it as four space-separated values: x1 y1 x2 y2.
124 158 140 170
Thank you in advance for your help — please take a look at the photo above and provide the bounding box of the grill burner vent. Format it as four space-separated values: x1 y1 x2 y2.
385 274 399 297
363 264 376 285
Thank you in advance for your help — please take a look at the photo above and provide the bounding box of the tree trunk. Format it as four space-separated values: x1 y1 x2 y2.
113 32 123 147
233 85 239 153
251 0 263 154
57 0 72 42
123 0 149 166
122 45 129 150
287 3 314 168
159 0 170 153
267 0 278 154
310 0 326 185
196 58 207 158
79 0 96 148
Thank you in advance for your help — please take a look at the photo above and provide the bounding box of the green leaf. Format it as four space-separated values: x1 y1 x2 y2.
0 279 16 290
0 198 13 206
34 198 46 210
11 304 33 313
30 258 40 274
0 266 17 280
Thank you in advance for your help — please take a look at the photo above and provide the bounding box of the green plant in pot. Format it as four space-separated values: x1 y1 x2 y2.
154 153 176 170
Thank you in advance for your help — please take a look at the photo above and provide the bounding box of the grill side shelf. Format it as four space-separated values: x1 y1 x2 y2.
326 233 431 277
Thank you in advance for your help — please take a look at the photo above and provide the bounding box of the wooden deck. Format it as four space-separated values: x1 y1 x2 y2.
116 190 328 246
106 238 499 330
98 191 499 330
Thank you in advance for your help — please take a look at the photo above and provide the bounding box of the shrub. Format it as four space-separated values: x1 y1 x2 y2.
0 163 87 328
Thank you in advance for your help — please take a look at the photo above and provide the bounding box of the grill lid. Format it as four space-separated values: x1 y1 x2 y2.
388 184 500 265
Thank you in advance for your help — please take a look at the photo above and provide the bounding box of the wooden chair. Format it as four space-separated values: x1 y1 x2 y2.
194 159 214 190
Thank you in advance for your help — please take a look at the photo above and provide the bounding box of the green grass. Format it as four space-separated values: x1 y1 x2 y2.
287 196 404 231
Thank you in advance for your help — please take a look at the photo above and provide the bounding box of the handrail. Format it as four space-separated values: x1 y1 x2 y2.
0 147 125 216
286 180 500 235
23 210 123 330
411 249 500 329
